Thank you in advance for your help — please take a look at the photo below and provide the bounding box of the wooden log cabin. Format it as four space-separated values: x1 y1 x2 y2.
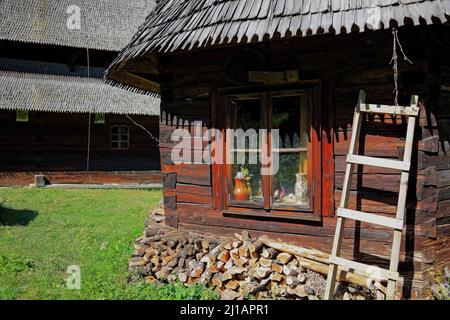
0 0 161 186
106 0 450 298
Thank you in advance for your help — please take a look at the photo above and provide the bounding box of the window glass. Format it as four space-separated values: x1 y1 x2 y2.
111 126 129 149
16 110 29 122
272 94 311 208
228 98 264 206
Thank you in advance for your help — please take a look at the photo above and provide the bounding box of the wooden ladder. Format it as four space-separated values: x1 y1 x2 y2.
324 90 419 300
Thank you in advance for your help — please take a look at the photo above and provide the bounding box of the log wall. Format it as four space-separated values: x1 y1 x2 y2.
0 111 161 185
156 25 449 298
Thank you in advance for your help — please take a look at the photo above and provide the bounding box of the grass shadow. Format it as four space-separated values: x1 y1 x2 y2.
0 205 38 226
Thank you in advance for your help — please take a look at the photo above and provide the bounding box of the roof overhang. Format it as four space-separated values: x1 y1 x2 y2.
0 0 157 51
0 71 160 116
105 0 450 95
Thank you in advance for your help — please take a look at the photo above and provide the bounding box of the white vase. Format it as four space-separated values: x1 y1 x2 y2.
295 173 308 205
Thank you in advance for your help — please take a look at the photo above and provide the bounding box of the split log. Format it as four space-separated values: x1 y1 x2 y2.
249 240 263 258
254 267 271 280
211 273 223 288
189 262 205 278
259 258 273 268
209 261 224 273
276 252 293 264
186 277 198 285
224 258 234 270
167 256 179 268
162 255 174 266
221 289 241 300
167 237 179 248
287 285 308 298
155 267 172 280
225 280 240 290
248 257 258 265
228 266 246 275
199 270 212 285
224 241 234 250
259 235 329 263
233 256 248 268
256 291 269 300
238 245 249 258
150 256 160 268
145 247 158 257
132 246 146 257
270 273 285 283
167 274 178 282
145 227 164 238
218 250 231 263
230 248 240 260
232 241 242 249
240 281 263 295
222 271 233 281
296 256 384 290
271 263 283 274
201 239 210 250
129 258 146 267
261 247 277 259
177 257 185 268
141 234 165 244
145 275 156 283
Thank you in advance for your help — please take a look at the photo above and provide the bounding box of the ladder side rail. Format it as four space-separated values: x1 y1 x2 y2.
324 90 366 300
386 111 418 299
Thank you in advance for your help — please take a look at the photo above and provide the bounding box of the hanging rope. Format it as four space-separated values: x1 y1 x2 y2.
390 28 413 106
86 48 92 172
125 114 160 146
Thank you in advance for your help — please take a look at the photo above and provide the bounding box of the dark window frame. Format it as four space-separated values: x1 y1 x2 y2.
111 125 130 150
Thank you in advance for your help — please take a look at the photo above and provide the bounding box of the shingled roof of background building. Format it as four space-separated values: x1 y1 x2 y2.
0 71 159 115
0 0 157 51
105 0 450 94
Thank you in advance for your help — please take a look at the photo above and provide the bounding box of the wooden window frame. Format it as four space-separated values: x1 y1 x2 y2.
111 125 130 150
212 81 326 222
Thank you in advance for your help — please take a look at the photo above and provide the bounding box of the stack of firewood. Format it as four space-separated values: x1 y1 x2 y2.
129 225 382 300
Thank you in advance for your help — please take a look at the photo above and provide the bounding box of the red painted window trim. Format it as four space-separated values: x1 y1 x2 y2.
211 80 334 221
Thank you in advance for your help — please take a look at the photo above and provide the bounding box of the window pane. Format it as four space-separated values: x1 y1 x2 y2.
111 142 119 149
229 151 263 205
228 97 263 206
271 95 311 208
111 127 119 134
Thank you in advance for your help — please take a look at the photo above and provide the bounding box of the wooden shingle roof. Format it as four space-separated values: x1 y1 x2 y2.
0 0 157 51
0 71 159 115
106 0 449 94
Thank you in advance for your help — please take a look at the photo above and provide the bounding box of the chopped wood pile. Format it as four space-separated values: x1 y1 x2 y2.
129 209 384 300
431 266 449 300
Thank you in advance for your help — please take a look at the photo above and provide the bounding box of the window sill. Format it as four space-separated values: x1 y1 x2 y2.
223 210 322 222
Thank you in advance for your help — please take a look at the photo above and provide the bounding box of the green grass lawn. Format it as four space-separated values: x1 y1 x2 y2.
0 188 218 300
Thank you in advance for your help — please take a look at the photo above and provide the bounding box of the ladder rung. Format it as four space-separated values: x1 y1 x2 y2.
357 103 419 116
337 208 404 230
347 155 410 171
329 256 399 281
